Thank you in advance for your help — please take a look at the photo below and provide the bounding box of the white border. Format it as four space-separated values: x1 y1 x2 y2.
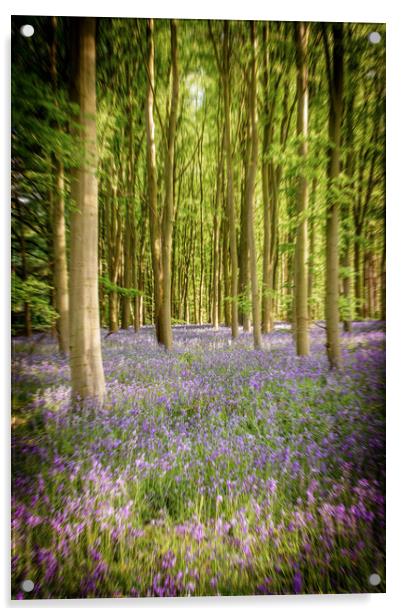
2 1 401 614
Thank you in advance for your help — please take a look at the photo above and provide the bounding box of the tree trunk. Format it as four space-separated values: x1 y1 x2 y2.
246 22 262 350
49 16 69 354
121 199 133 330
160 20 179 349
294 22 310 355
367 252 375 318
222 22 239 339
239 156 250 332
354 233 363 319
137 187 147 329
197 122 205 325
341 30 356 333
380 239 385 321
341 220 352 332
324 23 344 369
145 19 163 342
52 160 69 353
261 22 273 334
212 134 223 329
308 178 317 321
222 207 231 327
107 182 122 333
69 17 105 404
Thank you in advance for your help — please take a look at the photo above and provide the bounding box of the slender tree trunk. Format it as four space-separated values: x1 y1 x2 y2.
197 121 205 325
138 188 147 328
69 17 105 404
222 205 231 327
109 289 119 332
145 19 163 341
246 22 262 350
107 182 123 333
212 136 223 329
271 164 280 323
354 232 363 319
380 239 385 321
50 16 69 354
222 22 239 339
160 20 179 349
308 178 317 321
122 113 139 330
261 22 273 334
341 36 355 332
192 232 197 323
294 22 310 355
121 199 133 330
367 252 375 317
52 160 69 353
341 211 352 331
239 157 250 332
324 24 344 369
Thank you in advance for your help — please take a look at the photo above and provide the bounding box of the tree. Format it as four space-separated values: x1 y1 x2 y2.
294 22 310 356
69 17 105 403
222 21 239 339
261 21 273 334
161 19 179 349
145 19 163 343
145 19 179 350
323 23 344 369
245 21 262 350
50 16 69 354
209 20 239 339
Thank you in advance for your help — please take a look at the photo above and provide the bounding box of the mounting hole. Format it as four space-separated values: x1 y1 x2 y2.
368 32 381 44
20 24 34 38
21 579 34 592
368 573 381 586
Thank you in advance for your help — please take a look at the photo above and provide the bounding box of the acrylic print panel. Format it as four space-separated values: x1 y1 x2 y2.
11 14 385 600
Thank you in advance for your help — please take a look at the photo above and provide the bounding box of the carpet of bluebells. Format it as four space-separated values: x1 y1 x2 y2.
11 321 385 599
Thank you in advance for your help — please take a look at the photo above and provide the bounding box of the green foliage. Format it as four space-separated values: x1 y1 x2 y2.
11 273 57 334
99 275 143 299
10 16 385 331
237 290 252 315
12 71 80 170
224 292 252 316
339 294 361 323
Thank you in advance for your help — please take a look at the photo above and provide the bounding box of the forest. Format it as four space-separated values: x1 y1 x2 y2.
11 16 385 599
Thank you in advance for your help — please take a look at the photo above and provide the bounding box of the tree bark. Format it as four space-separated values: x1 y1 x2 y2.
145 19 163 342
160 20 179 349
107 181 123 333
308 201 316 322
294 22 310 355
50 16 69 354
246 22 262 350
261 22 273 334
341 26 356 333
222 202 231 327
52 160 69 353
239 152 250 332
212 133 223 329
69 17 105 404
222 22 239 339
324 23 344 369
121 198 133 330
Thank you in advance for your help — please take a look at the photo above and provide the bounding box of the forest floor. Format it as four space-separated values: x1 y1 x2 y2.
11 321 385 599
